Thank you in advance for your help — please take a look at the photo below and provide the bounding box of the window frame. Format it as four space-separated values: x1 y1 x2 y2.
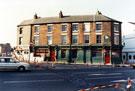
133 55 135 60
47 36 52 45
72 35 78 44
61 49 66 59
34 25 39 34
72 50 78 59
114 33 119 45
114 23 119 32
62 24 67 32
123 55 126 60
96 22 102 32
19 28 23 34
48 25 53 33
84 35 90 44
62 35 66 45
34 36 39 45
84 23 90 32
72 24 78 32
129 55 132 60
96 34 102 44
19 37 23 45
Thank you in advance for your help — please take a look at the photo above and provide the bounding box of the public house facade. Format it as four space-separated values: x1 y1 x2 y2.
17 11 122 64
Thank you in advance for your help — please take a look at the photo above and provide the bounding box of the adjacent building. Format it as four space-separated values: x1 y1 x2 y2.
122 22 135 63
0 43 11 56
16 11 122 64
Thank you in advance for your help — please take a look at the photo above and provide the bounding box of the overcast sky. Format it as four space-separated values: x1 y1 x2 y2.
0 0 135 46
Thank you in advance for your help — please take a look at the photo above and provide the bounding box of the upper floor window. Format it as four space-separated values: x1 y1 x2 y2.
114 34 119 45
72 35 78 44
35 26 39 34
19 37 23 45
47 36 52 45
62 35 66 44
48 25 52 32
34 36 39 45
72 24 78 32
114 23 119 32
96 22 102 31
84 35 89 44
62 25 67 32
19 28 23 34
96 34 102 44
84 23 90 32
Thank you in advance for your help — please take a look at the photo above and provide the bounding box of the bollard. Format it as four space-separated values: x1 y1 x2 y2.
126 77 134 91
85 63 89 67
74 62 76 67
51 63 55 69
112 63 115 68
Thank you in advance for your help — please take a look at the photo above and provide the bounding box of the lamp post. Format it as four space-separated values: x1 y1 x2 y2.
29 41 33 63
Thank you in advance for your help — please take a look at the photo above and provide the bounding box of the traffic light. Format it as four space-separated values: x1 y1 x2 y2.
29 46 33 52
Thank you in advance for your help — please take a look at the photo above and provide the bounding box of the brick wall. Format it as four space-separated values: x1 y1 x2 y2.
78 23 84 44
52 24 62 45
67 23 72 44
31 22 121 46
39 25 47 45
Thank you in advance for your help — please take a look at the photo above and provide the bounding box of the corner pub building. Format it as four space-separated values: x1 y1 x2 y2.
17 11 122 64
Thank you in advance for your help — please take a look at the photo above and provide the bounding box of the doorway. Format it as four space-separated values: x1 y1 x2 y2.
105 50 111 64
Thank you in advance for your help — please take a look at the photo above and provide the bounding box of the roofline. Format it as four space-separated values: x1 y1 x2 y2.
18 20 122 27
129 22 135 25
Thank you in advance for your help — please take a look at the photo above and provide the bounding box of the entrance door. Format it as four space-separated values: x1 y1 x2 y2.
105 50 111 64
51 51 55 62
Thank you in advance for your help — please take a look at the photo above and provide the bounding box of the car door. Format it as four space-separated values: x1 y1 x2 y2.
0 58 8 69
3 58 19 70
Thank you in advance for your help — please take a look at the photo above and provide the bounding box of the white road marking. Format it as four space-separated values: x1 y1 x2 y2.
73 71 105 75
111 79 135 83
4 79 64 84
88 73 122 76
15 73 57 76
111 80 127 83
85 76 123 80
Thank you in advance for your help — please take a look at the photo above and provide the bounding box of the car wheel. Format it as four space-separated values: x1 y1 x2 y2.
18 66 25 71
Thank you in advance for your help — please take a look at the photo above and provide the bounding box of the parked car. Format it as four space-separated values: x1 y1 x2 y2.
0 57 30 71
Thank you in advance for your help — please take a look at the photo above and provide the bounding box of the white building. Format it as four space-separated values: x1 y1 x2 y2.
122 22 135 63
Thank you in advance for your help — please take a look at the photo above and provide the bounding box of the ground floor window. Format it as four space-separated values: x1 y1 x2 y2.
123 55 126 60
61 49 66 58
129 55 132 60
112 50 120 57
92 50 102 57
133 55 135 60
34 48 49 57
72 50 77 58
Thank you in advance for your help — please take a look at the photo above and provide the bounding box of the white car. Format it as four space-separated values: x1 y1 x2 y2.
0 57 30 71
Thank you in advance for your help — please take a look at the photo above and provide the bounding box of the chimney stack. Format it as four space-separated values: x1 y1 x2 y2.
96 10 102 15
59 11 63 18
34 13 38 19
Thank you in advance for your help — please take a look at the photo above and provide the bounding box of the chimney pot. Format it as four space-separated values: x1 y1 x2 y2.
34 13 38 19
59 11 63 18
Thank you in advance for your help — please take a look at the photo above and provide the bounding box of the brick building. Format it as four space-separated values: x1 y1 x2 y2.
0 43 11 56
17 11 122 64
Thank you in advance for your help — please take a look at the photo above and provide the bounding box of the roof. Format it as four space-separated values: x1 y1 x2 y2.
18 14 122 26
129 22 135 25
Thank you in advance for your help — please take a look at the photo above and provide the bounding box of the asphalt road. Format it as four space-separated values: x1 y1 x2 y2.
0 64 135 91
